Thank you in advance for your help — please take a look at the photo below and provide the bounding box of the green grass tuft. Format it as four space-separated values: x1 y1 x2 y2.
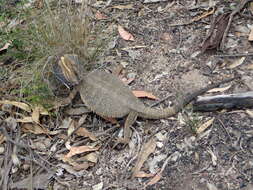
0 0 108 107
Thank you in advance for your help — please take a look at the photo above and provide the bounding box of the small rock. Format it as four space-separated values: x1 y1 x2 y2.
155 132 166 141
127 72 136 79
206 182 218 190
107 37 117 49
206 61 213 69
148 154 167 173
168 151 181 162
160 32 172 41
120 61 128 68
92 182 103 190
0 147 5 154
156 141 164 148
127 50 140 60
22 164 30 171
191 51 201 58
95 168 102 175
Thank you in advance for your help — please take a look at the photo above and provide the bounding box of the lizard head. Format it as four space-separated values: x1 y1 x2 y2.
57 54 82 86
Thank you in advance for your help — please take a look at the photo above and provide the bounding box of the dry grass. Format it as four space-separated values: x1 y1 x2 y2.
29 1 91 59
8 0 106 105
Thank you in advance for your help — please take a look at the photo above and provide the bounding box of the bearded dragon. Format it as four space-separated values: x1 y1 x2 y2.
57 54 238 143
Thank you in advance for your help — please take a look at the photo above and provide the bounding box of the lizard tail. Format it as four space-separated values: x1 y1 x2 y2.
139 76 239 119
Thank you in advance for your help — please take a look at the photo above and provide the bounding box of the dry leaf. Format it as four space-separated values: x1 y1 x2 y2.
65 146 99 158
112 4 133 9
0 42 11 52
132 90 158 100
250 2 253 14
17 116 33 123
66 152 98 165
78 115 87 126
95 11 108 20
76 127 97 141
207 85 231 93
228 57 246 69
0 147 4 154
57 163 86 177
246 63 253 70
121 77 135 85
100 116 118 124
21 123 49 134
0 134 5 144
207 148 217 166
134 171 154 178
73 162 91 171
145 172 162 186
118 25 134 41
249 26 253 41
60 118 74 129
36 105 49 115
196 118 214 134
67 119 76 136
93 182 103 190
0 100 31 112
59 154 77 166
246 109 253 118
32 107 40 123
83 152 98 163
70 154 97 170
132 138 157 178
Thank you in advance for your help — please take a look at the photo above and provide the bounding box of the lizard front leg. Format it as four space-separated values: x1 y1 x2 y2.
54 87 79 108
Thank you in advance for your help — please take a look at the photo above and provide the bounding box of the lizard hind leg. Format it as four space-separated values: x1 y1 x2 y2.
115 111 138 147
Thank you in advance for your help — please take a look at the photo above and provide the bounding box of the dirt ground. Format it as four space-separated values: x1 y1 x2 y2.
1 0 253 190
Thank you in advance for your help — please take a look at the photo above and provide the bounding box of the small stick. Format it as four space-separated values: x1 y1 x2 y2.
150 94 173 107
214 52 253 57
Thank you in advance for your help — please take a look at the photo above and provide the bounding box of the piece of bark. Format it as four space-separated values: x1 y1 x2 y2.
193 91 253 111
201 13 230 52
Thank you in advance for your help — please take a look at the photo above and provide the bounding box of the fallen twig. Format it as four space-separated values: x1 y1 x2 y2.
150 94 173 107
143 0 168 3
214 52 253 57
193 91 253 111
201 13 230 52
169 7 215 27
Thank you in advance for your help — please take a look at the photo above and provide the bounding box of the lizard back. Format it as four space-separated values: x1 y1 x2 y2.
79 70 146 118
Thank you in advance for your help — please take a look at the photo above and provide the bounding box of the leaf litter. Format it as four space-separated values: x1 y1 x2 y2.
1 0 253 189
